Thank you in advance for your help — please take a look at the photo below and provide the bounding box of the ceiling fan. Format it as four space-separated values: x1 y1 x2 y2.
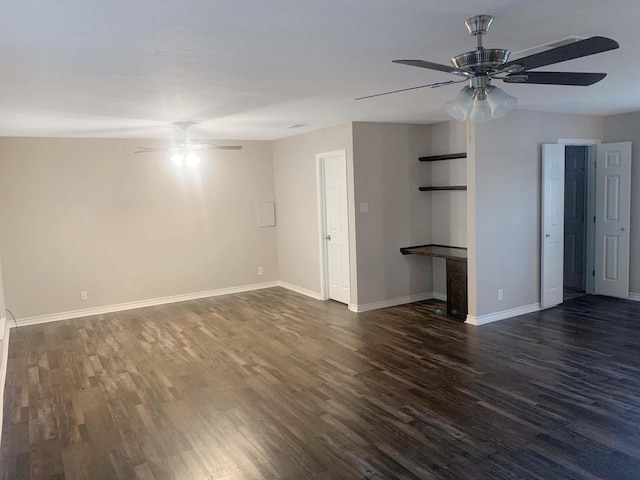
135 121 243 166
358 15 619 122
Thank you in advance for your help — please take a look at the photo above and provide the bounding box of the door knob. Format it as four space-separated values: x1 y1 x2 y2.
621 227 626 232
545 234 551 237
326 235 332 240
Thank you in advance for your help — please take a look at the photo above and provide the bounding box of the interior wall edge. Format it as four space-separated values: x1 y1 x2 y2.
0 319 11 447
349 292 437 313
466 302 541 326
432 292 447 302
278 281 323 301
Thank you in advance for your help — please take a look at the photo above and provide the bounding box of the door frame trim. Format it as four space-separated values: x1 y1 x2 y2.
558 135 599 293
541 142 596 307
585 146 597 294
555 142 598 294
316 150 349 302
540 139 634 304
557 138 601 146
558 134 601 290
557 144 597 295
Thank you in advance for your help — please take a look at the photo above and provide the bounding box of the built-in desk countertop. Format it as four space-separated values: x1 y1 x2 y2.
400 244 468 321
400 244 467 261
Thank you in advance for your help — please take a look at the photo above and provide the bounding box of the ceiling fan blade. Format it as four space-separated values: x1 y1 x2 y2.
392 59 458 74
134 147 167 153
503 71 607 86
135 123 242 154
503 36 619 71
136 144 242 153
190 144 243 150
356 80 464 100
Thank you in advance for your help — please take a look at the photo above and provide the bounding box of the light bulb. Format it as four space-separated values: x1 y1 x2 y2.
469 96 493 123
171 153 185 166
185 152 200 166
171 150 200 166
444 86 474 121
485 86 517 118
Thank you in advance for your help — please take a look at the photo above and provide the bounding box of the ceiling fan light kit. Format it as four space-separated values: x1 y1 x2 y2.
445 82 517 122
444 86 474 121
135 121 243 164
171 151 201 167
484 86 517 117
362 14 619 123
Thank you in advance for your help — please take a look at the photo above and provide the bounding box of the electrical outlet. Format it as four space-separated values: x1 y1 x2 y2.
80 291 88 301
497 289 503 301
258 267 264 276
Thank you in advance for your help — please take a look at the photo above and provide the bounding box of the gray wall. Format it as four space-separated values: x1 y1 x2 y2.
5 109 626 323
272 124 355 299
0 137 278 318
603 112 640 294
470 111 603 317
273 121 467 309
429 121 467 298
351 122 433 307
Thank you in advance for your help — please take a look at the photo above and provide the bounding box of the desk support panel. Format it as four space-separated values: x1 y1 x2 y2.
400 244 468 321
446 258 468 321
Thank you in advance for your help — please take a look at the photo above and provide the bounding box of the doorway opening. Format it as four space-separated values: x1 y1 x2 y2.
563 145 590 301
542 141 631 309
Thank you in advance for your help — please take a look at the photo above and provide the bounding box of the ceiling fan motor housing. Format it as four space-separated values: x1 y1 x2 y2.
451 49 510 72
452 15 511 73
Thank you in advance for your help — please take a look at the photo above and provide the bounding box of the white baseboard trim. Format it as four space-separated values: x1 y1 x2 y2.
629 292 640 302
278 281 323 301
15 281 280 328
0 319 11 446
466 303 541 326
349 292 435 313
0 316 5 340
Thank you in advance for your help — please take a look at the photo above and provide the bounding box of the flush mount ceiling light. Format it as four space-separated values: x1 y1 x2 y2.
357 15 619 122
135 121 243 165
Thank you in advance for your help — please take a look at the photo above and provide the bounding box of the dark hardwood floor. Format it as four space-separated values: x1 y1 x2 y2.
1 288 640 479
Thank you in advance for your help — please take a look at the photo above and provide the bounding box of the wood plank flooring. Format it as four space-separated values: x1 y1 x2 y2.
1 288 640 479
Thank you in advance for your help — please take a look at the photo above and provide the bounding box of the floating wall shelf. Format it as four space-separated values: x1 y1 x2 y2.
419 186 467 191
419 152 467 162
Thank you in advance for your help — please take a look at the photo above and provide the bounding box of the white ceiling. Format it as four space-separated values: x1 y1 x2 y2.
0 0 638 140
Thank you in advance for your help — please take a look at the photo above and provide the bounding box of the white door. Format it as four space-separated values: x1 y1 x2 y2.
541 144 566 308
594 142 632 298
321 151 350 304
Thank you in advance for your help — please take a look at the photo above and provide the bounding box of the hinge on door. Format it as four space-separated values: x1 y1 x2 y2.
593 216 596 223
593 270 595 277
